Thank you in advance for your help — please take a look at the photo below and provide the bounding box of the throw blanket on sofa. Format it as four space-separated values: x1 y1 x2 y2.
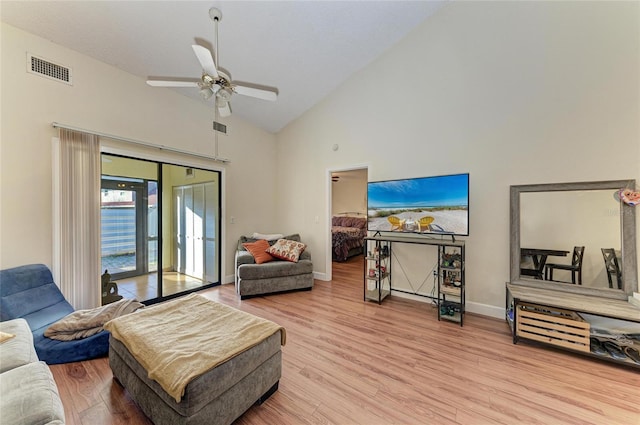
45 298 144 341
104 293 286 403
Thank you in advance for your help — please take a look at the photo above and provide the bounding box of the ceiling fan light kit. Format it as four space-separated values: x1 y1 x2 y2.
145 6 277 119
199 86 214 100
217 87 233 102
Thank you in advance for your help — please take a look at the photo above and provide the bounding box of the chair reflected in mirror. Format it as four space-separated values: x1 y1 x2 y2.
544 246 585 285
520 254 546 280
601 248 622 289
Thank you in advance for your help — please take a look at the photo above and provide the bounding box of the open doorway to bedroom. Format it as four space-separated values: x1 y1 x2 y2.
329 167 368 280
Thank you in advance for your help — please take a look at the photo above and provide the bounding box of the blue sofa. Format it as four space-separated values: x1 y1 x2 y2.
0 264 109 364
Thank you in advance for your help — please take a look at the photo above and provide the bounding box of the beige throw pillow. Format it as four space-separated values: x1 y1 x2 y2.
266 238 307 263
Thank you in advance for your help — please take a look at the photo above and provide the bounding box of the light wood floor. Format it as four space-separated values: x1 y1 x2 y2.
50 256 640 425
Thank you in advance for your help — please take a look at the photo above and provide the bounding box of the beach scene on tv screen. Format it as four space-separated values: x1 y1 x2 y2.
367 174 469 235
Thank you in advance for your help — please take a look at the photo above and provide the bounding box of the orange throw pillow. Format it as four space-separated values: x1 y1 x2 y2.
242 239 275 264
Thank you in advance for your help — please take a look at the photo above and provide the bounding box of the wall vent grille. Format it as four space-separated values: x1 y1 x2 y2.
27 54 72 85
213 121 227 135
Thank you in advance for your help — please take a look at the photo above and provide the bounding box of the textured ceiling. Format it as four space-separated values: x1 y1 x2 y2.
1 1 444 133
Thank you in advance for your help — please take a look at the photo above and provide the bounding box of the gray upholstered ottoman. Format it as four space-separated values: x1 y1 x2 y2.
109 333 281 425
106 294 284 425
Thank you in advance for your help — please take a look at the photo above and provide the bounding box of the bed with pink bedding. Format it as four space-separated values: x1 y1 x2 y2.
331 216 367 262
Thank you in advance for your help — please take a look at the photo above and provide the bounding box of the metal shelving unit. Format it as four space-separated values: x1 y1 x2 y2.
437 243 466 326
363 239 391 304
362 236 466 325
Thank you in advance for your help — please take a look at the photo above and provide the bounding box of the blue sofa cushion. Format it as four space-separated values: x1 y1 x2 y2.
32 326 110 365
0 264 110 364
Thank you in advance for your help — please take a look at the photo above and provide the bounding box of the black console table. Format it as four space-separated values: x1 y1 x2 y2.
364 235 466 326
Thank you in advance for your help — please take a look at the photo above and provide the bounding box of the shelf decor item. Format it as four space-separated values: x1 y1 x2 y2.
441 252 461 267
619 186 639 206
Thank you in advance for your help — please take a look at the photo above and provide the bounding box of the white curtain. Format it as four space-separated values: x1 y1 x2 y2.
53 129 101 309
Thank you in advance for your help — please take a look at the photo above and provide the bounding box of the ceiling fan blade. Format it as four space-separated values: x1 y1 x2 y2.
147 80 199 87
218 102 232 117
233 84 277 101
192 45 219 79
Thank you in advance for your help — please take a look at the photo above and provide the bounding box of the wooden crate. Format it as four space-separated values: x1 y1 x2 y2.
516 302 590 353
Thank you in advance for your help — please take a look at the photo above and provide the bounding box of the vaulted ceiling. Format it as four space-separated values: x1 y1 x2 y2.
0 1 444 133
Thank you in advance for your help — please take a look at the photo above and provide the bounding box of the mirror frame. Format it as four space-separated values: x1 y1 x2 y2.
510 179 637 300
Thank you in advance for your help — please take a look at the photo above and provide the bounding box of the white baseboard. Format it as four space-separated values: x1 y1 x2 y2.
466 301 505 319
314 271 329 281
389 291 505 320
223 274 235 284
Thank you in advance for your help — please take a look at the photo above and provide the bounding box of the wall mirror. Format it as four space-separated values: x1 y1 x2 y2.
510 180 637 300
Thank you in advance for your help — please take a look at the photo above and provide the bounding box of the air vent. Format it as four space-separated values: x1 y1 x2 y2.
185 168 195 179
213 121 227 135
27 53 72 85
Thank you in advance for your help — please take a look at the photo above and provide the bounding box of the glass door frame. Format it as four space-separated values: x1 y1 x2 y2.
100 152 222 305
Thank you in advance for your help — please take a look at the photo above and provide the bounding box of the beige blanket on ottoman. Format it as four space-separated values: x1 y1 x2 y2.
104 293 285 403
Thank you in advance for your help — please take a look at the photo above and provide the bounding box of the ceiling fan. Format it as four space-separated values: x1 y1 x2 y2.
146 7 277 118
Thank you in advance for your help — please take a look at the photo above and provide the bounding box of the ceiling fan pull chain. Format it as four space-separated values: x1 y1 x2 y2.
214 16 219 71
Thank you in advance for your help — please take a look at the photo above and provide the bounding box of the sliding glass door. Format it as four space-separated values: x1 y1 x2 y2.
101 155 221 304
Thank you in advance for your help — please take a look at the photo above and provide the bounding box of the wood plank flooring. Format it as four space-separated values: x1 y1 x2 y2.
49 255 640 425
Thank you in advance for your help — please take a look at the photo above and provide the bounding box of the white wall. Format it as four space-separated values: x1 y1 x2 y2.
275 1 640 314
0 23 278 281
331 170 367 216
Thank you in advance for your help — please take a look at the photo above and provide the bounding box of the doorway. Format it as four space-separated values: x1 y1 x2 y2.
327 166 368 281
101 177 154 278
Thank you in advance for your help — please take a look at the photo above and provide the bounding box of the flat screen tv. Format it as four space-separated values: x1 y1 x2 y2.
367 173 469 236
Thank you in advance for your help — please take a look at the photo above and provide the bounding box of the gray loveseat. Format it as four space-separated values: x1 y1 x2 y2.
0 318 65 424
235 234 314 299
